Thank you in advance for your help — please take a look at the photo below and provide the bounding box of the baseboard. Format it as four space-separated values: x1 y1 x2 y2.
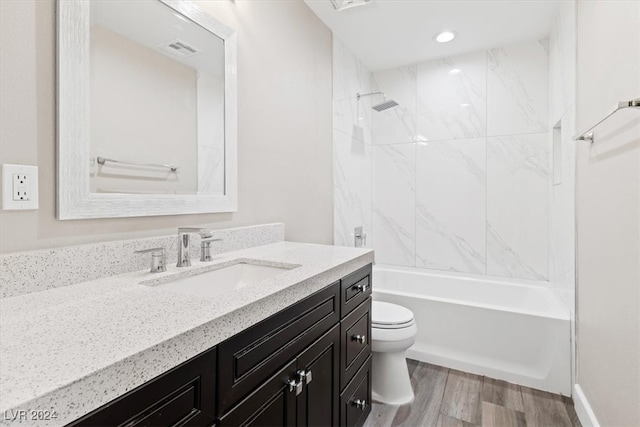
573 384 600 427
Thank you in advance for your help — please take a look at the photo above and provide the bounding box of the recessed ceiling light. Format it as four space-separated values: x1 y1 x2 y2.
460 103 470 108
434 31 456 43
449 68 461 75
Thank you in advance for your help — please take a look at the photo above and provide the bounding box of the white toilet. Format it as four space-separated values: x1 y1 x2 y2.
371 301 417 405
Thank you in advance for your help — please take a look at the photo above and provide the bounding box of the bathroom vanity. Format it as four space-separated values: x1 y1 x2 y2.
0 230 373 427
70 264 372 427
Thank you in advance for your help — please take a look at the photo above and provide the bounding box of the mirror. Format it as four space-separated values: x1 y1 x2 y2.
57 0 237 219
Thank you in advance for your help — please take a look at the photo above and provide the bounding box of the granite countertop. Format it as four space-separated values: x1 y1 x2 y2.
0 242 373 426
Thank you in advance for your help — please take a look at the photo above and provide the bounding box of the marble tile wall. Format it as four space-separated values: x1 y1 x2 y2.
415 138 486 274
372 143 416 266
371 66 418 145
332 37 373 248
334 38 555 281
487 41 549 136
486 133 549 280
417 51 487 141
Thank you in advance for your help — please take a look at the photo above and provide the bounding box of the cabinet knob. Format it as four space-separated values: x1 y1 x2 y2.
353 399 367 410
351 334 366 344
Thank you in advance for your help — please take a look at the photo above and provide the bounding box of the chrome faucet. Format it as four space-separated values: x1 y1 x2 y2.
177 227 213 267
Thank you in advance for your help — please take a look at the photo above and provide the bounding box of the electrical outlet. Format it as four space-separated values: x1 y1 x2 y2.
13 174 30 201
2 164 39 210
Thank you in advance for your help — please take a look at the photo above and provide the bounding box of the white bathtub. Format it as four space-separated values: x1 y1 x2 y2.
373 265 571 395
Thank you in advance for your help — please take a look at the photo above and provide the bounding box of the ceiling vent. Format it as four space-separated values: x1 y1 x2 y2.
331 0 370 12
158 39 201 58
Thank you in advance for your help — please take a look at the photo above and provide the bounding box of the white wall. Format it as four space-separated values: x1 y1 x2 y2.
575 1 640 425
335 38 552 282
0 0 333 253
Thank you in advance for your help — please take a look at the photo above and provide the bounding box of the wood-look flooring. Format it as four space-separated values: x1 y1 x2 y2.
364 360 581 427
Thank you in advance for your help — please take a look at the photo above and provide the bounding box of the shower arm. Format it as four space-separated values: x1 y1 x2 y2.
357 92 386 101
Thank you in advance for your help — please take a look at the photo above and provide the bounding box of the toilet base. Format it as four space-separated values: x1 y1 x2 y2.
371 351 414 405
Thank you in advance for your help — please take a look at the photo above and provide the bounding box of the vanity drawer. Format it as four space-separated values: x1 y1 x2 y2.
340 356 372 427
218 281 340 414
340 298 371 390
69 348 216 427
341 264 372 318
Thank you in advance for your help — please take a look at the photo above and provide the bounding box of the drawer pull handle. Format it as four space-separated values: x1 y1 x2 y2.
287 378 303 395
298 369 313 385
354 283 369 293
353 399 367 410
352 334 366 344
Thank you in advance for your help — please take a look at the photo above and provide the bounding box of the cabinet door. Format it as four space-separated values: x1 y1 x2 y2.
296 325 340 427
218 359 297 427
218 282 340 413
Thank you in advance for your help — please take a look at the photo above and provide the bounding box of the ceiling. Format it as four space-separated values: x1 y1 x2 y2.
92 0 225 77
304 0 561 71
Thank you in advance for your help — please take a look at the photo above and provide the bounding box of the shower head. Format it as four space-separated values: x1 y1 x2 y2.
356 92 400 112
372 99 399 112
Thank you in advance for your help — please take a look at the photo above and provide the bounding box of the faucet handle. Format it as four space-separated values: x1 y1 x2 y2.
200 238 223 262
354 226 367 247
135 247 167 273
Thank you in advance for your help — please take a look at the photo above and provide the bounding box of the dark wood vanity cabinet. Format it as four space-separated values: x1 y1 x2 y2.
217 282 341 414
218 325 340 427
69 348 217 427
69 264 372 427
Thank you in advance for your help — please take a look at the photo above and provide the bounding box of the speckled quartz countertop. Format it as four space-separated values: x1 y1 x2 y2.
0 242 373 426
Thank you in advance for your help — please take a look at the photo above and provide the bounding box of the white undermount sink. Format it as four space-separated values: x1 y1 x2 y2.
148 262 292 298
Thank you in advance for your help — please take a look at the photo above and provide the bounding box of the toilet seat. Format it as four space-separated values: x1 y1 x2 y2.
373 319 415 330
372 301 414 329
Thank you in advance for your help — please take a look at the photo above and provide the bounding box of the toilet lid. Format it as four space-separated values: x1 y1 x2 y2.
372 301 414 326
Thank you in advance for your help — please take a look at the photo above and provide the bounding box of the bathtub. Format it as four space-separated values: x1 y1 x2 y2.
373 265 571 395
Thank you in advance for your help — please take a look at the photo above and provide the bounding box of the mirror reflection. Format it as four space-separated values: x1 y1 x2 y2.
89 0 225 195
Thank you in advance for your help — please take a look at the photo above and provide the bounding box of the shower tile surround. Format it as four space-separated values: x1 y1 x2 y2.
333 37 374 249
0 223 284 298
0 224 374 425
333 36 553 281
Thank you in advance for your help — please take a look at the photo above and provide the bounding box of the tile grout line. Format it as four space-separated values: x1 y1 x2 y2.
485 50 489 276
414 139 417 268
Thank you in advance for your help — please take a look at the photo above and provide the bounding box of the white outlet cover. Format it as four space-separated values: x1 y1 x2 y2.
2 164 39 210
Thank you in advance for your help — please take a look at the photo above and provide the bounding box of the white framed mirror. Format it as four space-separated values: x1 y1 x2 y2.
57 0 237 219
